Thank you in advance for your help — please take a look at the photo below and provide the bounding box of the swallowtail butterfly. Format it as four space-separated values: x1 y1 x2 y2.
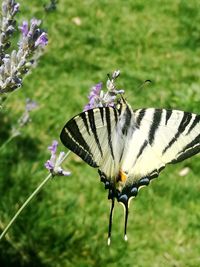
60 97 200 244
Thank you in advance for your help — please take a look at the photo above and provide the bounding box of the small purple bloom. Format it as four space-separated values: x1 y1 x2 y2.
30 18 41 28
17 99 38 127
35 32 48 47
91 82 102 95
19 21 29 37
45 159 54 171
0 1 48 94
45 140 71 177
13 3 20 14
48 140 58 154
83 82 102 111
26 99 38 111
83 71 124 111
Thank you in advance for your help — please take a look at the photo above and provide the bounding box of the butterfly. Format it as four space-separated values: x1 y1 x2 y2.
60 97 200 244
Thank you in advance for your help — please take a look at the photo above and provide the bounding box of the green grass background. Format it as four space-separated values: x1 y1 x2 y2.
0 0 200 266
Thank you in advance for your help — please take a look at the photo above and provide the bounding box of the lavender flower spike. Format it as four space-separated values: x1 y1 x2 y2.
0 0 20 54
0 9 48 94
83 82 102 111
45 140 71 177
84 70 124 111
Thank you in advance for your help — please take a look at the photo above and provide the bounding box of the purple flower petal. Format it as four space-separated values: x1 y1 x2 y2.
60 169 71 176
84 82 103 111
56 167 71 176
30 18 41 28
13 3 20 14
83 103 91 111
63 171 71 176
44 160 54 170
83 71 124 111
35 32 48 47
48 140 58 154
26 99 38 111
91 82 102 95
19 21 29 37
45 141 71 176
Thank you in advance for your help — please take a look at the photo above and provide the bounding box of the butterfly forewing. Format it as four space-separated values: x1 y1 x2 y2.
60 107 123 178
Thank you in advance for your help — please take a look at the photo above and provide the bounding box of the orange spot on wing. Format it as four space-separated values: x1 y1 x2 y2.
119 169 127 183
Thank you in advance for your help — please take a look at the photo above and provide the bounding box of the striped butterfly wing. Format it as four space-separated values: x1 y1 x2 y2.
122 108 200 182
60 103 200 243
60 107 123 179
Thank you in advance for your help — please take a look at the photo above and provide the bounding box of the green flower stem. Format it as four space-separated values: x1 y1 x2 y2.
0 150 71 241
0 173 52 241
0 134 17 152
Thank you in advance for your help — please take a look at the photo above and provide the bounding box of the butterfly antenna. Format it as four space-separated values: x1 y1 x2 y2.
108 198 115 246
107 73 111 81
120 94 126 102
138 79 152 90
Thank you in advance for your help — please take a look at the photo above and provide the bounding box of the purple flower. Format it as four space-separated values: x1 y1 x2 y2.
48 140 58 154
83 82 102 111
0 1 48 95
45 140 71 177
12 3 20 15
90 82 102 97
35 32 48 47
26 99 38 111
83 71 124 111
19 21 29 37
16 99 38 128
2 1 20 16
30 18 41 28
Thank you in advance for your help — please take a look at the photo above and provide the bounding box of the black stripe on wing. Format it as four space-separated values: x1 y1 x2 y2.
135 140 148 160
162 111 193 154
60 126 98 167
148 109 162 145
80 112 90 135
105 108 114 159
122 105 132 135
172 133 200 163
165 110 172 125
100 108 104 125
65 119 91 154
88 109 103 157
135 109 146 127
186 115 200 135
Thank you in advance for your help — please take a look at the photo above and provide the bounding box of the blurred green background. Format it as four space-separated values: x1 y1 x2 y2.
0 0 200 266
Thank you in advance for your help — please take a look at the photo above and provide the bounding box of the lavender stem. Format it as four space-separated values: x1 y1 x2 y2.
0 151 71 241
